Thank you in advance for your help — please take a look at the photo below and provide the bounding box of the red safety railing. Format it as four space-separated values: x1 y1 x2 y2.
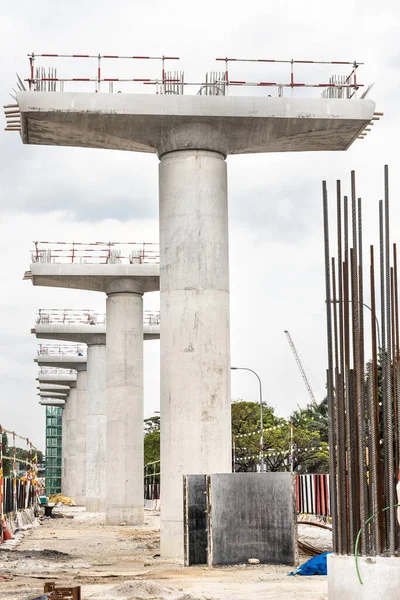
39 366 76 375
216 57 363 98
37 344 86 356
31 241 159 265
26 53 179 94
35 308 160 326
22 53 365 99
36 309 106 325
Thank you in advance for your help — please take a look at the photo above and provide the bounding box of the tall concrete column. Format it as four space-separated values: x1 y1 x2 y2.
86 343 106 512
61 401 69 496
64 387 77 500
75 370 87 506
106 280 144 525
159 143 232 558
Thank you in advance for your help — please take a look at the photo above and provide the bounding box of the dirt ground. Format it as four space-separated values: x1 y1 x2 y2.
0 507 328 600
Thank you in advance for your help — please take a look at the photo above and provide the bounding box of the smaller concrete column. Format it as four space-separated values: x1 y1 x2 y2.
61 401 69 496
64 387 77 500
86 344 106 512
106 279 144 525
75 370 87 506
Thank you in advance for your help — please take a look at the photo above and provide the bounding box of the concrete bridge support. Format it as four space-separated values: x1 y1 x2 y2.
86 343 107 512
159 142 232 558
106 281 144 525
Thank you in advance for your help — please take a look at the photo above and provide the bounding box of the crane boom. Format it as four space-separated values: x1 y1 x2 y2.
284 330 316 404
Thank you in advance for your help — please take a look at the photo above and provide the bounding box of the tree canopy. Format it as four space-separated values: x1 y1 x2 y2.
143 399 329 475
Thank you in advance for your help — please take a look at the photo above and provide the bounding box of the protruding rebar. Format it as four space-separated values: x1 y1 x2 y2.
343 195 356 551
357 195 369 554
322 180 338 552
370 245 382 554
379 198 389 550
367 361 380 554
384 164 395 555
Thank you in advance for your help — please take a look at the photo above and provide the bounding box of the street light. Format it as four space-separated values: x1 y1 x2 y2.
231 366 264 472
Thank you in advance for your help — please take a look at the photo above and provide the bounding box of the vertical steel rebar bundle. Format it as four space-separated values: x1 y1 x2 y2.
322 165 399 556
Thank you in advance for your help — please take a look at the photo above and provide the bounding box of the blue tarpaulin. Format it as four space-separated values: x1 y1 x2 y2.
289 552 332 576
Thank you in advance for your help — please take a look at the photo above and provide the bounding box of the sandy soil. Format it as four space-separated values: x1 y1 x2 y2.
0 507 328 600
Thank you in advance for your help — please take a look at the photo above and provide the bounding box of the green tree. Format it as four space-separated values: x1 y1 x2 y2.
232 399 288 472
290 398 329 473
144 416 160 466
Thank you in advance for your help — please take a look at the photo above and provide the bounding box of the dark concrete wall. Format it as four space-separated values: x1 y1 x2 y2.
206 473 298 566
183 475 207 566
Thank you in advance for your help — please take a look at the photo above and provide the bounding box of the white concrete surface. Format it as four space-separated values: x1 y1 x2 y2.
40 391 68 398
17 92 376 154
328 554 400 599
34 321 160 341
39 383 70 392
36 355 87 370
64 387 77 500
75 370 87 506
39 373 77 388
159 148 232 558
39 399 65 406
106 282 144 525
26 263 159 293
86 343 106 512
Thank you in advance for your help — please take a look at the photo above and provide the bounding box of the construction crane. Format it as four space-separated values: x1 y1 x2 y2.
284 330 316 405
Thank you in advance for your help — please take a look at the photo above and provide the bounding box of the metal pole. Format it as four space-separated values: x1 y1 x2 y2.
370 244 382 554
231 367 264 472
322 180 338 553
379 198 389 550
336 182 348 553
290 421 294 473
384 164 395 555
358 194 369 555
332 256 343 553
343 195 356 552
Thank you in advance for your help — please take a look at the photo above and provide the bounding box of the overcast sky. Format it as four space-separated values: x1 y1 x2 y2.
1 0 399 450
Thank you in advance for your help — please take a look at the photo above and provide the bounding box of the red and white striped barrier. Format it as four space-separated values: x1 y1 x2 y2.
37 343 86 356
31 241 159 265
35 309 160 326
23 53 365 99
296 474 330 517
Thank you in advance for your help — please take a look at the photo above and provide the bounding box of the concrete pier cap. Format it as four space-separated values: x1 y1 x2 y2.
35 355 87 371
16 93 376 154
39 398 65 407
39 390 68 398
38 372 77 388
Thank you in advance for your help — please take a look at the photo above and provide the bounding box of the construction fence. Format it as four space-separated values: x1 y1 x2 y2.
0 425 40 543
144 461 331 517
3 478 36 514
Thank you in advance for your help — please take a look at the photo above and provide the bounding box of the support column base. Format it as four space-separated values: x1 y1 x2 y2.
106 506 144 526
160 520 184 560
86 497 106 512
328 554 400 599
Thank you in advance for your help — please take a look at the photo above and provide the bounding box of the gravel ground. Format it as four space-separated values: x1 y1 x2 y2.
0 507 328 600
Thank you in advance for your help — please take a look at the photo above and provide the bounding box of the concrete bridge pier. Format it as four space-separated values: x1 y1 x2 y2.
75 369 87 506
105 280 145 525
86 343 107 512
64 386 78 500
159 130 232 558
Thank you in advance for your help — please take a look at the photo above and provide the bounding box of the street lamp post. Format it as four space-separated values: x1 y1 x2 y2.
231 366 264 473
